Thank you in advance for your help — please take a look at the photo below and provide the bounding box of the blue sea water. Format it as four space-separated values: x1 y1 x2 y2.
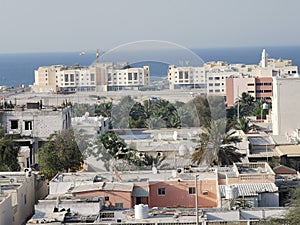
0 46 300 87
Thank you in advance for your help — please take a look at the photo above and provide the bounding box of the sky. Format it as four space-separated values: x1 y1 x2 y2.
0 0 300 53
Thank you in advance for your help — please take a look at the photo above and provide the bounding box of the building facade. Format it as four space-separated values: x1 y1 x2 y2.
272 77 300 137
0 103 72 166
226 77 273 106
32 63 150 93
0 172 48 225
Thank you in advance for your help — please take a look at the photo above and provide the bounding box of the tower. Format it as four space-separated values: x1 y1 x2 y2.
261 49 267 68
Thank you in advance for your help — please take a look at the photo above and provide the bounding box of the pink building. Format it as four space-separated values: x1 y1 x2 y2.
226 77 273 107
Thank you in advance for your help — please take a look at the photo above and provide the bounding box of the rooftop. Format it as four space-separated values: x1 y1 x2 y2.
276 145 300 157
219 183 278 197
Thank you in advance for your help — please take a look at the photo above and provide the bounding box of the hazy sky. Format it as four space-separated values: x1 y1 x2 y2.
1 0 300 53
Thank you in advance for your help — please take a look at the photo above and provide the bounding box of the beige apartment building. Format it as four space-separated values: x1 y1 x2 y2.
32 63 150 93
168 65 206 91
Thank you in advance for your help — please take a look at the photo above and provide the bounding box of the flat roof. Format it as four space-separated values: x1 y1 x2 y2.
276 145 300 157
219 183 278 197
51 169 217 184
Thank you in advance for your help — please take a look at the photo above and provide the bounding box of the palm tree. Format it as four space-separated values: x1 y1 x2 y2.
191 119 243 166
234 117 256 133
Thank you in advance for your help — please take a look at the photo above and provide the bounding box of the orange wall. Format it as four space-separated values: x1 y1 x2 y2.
73 190 132 208
148 180 218 208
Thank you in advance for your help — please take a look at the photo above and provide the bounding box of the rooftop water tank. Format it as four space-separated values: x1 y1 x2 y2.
134 204 149 219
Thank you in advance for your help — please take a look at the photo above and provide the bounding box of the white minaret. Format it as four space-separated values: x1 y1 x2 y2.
261 49 267 68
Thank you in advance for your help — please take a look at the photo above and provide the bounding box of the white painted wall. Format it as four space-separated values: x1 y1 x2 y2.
272 77 300 136
0 194 13 225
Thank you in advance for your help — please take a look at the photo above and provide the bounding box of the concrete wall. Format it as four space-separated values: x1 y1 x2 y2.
0 194 13 225
35 200 101 216
272 77 300 136
13 176 36 225
73 190 132 208
148 179 218 208
3 107 71 139
259 192 279 207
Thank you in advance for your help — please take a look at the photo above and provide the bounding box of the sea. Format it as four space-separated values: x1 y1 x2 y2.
0 46 300 87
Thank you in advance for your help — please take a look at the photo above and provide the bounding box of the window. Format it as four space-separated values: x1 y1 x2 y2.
208 77 213 80
70 74 74 82
11 120 18 129
215 77 220 80
128 73 132 80
189 187 196 195
184 71 189 79
158 188 166 196
65 74 69 82
247 83 255 86
134 73 138 80
115 203 123 208
263 82 272 86
209 83 213 86
90 73 95 82
24 121 32 130
202 190 209 195
179 71 183 79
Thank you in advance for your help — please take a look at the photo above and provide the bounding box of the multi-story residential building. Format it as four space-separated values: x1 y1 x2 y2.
107 66 150 91
226 77 273 106
168 65 206 92
272 77 300 137
32 63 150 93
206 65 241 96
0 102 72 166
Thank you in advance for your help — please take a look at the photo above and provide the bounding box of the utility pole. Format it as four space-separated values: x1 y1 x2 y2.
195 174 199 225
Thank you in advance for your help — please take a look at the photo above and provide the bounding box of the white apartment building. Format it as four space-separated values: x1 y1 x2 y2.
168 65 206 91
272 76 300 138
206 65 241 95
168 50 298 98
107 66 150 91
32 63 150 93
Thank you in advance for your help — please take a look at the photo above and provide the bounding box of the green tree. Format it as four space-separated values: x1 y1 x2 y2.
100 132 127 159
95 101 112 118
0 129 19 171
191 119 243 166
39 128 83 179
284 186 300 224
192 96 211 128
234 117 256 133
